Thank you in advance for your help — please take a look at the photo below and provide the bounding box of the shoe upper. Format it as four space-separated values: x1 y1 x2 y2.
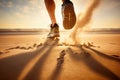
50 24 59 33
47 23 60 38
62 0 73 6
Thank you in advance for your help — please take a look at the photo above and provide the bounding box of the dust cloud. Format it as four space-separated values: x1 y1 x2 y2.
70 0 101 44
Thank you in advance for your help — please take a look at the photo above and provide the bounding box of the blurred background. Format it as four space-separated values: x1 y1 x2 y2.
0 0 120 30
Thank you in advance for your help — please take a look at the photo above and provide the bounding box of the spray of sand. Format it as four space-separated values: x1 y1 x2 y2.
70 0 101 44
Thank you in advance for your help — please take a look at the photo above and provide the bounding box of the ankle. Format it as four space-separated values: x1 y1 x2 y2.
51 21 58 26
62 0 65 2
51 23 59 27
51 23 55 27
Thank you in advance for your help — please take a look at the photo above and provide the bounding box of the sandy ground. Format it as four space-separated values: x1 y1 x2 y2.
0 33 120 80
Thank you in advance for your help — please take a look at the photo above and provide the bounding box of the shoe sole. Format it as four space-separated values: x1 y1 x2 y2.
62 3 76 29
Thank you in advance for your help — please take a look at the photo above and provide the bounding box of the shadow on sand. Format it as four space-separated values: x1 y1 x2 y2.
86 47 120 63
50 50 66 80
0 38 58 80
68 47 120 80
50 62 63 80
24 40 58 80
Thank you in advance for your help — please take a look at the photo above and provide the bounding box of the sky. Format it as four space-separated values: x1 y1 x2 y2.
0 0 120 29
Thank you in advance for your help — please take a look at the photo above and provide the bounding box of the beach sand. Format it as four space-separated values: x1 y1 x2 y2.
0 33 120 80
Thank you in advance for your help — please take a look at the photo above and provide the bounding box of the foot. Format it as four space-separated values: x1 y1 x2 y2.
47 23 60 38
62 0 76 29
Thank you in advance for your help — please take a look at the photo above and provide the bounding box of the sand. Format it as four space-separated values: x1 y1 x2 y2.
0 33 120 80
0 0 120 79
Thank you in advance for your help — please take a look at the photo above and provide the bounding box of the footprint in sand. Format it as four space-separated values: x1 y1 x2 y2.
111 55 120 58
57 50 66 67
0 51 4 54
36 43 43 48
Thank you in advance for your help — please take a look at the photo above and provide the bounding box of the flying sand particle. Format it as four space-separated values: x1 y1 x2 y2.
70 0 101 44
